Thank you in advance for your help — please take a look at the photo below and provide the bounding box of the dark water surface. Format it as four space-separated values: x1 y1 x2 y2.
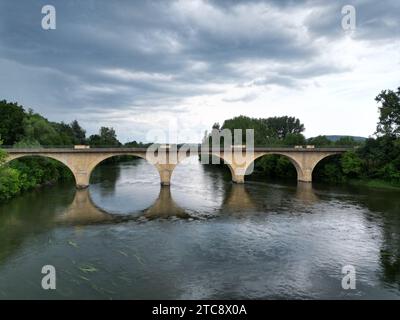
0 158 399 299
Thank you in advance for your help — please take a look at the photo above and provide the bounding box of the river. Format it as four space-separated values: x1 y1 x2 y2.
0 158 399 299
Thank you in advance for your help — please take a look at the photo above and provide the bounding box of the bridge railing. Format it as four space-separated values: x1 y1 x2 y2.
0 145 75 149
0 144 358 150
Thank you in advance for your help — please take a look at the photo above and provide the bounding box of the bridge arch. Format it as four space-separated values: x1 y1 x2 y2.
86 153 160 185
242 152 304 183
311 153 343 182
172 151 237 183
241 151 344 183
3 154 77 185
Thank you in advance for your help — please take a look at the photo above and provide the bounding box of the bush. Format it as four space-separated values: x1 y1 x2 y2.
341 151 363 178
0 167 21 201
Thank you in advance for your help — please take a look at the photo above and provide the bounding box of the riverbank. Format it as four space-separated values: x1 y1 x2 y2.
347 178 400 191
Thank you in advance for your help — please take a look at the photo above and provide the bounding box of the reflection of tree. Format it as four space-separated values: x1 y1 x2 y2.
351 188 400 289
201 163 231 182
0 184 74 263
374 204 400 288
89 160 122 196
380 226 400 289
89 157 148 196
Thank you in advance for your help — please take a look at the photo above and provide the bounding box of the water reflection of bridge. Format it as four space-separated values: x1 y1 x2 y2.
57 187 190 224
57 182 319 224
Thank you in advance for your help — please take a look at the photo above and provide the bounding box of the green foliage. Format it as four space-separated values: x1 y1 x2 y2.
0 102 83 203
253 155 296 179
124 140 152 148
88 127 121 147
335 136 361 147
0 138 20 201
341 151 363 178
13 138 41 148
70 120 87 144
378 163 400 182
0 167 21 202
283 133 306 146
213 115 305 146
307 135 332 146
0 136 6 166
220 115 274 146
22 111 64 145
313 155 345 183
9 158 72 191
0 100 25 145
262 116 305 139
376 87 400 137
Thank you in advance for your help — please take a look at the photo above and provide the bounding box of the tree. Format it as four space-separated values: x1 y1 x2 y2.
21 112 63 146
88 127 121 146
0 136 22 201
335 136 360 147
375 87 400 137
125 140 151 148
0 100 26 145
307 135 332 146
283 133 306 146
70 120 86 144
0 135 6 166
221 115 274 146
263 116 305 139
341 151 363 178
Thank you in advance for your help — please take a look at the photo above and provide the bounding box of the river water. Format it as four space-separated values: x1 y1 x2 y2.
0 158 399 299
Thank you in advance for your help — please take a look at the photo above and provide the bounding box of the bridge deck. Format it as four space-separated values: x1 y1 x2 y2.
4 147 351 154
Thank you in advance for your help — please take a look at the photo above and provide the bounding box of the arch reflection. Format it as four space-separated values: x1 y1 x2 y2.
58 180 320 225
56 188 115 224
58 186 191 225
143 186 190 220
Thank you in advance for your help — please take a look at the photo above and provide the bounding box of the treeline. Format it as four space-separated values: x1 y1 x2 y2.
207 115 361 147
207 87 400 186
0 100 147 202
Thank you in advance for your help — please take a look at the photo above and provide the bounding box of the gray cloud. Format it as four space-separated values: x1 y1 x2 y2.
0 0 398 140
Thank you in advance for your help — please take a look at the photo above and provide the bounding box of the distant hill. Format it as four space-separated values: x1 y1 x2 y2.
323 135 367 142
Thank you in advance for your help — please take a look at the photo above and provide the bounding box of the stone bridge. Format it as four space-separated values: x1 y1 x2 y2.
3 147 350 188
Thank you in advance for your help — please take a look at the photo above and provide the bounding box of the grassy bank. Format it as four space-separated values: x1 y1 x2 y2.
347 179 400 191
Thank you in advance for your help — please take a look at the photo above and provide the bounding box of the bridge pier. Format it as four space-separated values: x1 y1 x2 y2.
232 173 245 184
297 169 313 183
156 164 176 186
75 172 90 189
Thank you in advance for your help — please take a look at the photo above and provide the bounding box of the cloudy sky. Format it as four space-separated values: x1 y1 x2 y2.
0 0 399 143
